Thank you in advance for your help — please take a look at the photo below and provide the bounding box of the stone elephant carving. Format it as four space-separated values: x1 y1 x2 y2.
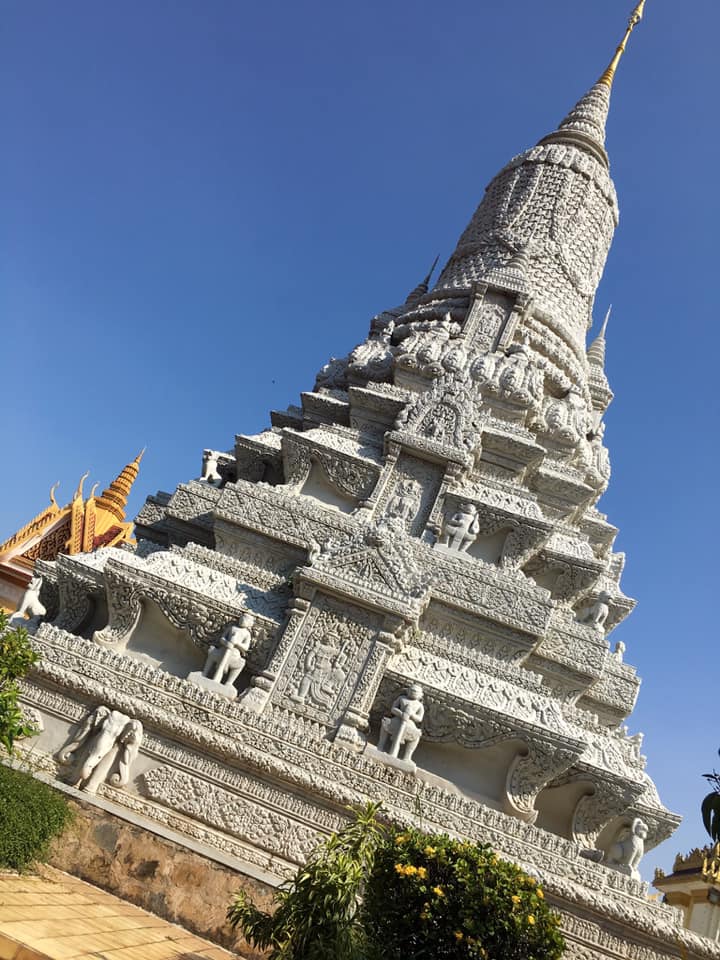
58 705 143 794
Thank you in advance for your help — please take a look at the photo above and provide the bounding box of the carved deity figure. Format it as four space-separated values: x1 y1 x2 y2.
292 634 348 708
201 449 223 486
386 479 422 529
202 614 255 686
440 502 480 552
578 591 611 633
58 705 143 794
378 684 424 763
8 576 46 629
605 817 648 880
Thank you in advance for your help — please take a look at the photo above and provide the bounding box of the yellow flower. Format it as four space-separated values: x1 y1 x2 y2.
536 888 544 899
527 915 536 925
395 834 408 845
511 895 521 905
526 876 537 886
424 845 437 856
432 885 445 898
394 863 405 875
454 931 464 941
417 866 428 879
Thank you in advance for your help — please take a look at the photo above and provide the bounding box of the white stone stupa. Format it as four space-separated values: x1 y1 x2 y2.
13 3 719 957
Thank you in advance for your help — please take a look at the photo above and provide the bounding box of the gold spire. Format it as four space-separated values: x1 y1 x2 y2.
598 0 647 89
96 450 145 522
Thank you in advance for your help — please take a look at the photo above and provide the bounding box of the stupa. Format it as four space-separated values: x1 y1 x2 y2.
14 3 719 957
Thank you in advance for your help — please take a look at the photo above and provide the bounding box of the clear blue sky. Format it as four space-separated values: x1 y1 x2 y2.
2 0 718 880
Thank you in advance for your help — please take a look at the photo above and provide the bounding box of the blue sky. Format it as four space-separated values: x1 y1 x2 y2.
2 0 718 880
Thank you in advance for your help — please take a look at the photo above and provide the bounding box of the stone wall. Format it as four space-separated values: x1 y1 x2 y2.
47 794 274 958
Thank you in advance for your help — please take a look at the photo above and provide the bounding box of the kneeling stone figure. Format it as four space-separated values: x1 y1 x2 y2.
377 684 424 768
188 614 255 699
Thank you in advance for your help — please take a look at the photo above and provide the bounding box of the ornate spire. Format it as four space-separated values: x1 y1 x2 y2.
404 256 440 308
587 306 611 368
598 1 647 89
96 450 145 522
542 2 648 160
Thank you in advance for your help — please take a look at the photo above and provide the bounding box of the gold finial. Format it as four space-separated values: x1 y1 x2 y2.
49 481 60 509
598 0 647 89
73 471 90 501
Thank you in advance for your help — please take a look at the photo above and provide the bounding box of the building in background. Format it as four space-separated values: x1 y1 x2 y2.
654 845 720 942
0 452 143 613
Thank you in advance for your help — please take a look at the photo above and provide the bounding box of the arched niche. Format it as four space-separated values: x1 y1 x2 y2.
534 778 596 841
299 462 356 513
124 597 205 678
414 738 524 810
466 527 513 565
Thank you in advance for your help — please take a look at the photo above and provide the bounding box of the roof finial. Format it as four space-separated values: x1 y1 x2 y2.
600 304 612 337
424 255 440 288
598 0 647 89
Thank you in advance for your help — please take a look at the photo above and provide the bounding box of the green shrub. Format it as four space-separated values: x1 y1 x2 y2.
0 763 73 871
228 802 383 960
363 825 565 960
0 610 40 754
228 804 565 960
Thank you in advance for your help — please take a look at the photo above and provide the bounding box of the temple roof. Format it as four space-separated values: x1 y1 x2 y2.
0 452 143 608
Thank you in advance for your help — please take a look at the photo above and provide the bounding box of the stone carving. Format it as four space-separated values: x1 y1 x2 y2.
314 355 349 391
394 314 458 377
377 684 424 768
577 591 611 632
605 818 648 881
291 631 350 709
200 449 223 485
58 705 143 794
8 576 46 629
394 374 483 458
347 314 395 385
386 478 423 529
439 502 480 552
142 766 322 864
188 614 255 699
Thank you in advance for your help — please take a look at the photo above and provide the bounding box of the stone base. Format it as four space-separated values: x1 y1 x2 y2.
364 743 417 774
46 786 275 958
187 672 238 700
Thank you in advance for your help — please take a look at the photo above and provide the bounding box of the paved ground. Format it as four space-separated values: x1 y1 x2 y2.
0 868 240 960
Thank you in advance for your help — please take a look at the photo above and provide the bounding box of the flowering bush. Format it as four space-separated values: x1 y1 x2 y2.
363 826 565 960
228 804 565 960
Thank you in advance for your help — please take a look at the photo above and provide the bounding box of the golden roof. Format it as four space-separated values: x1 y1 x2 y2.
0 452 144 590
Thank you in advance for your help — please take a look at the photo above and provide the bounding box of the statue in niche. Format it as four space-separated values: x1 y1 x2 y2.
187 615 255 699
292 633 348 709
386 479 422 530
201 449 223 486
439 502 480 552
578 591 611 633
378 684 424 765
58 705 143 794
614 640 626 662
8 576 46 630
202 614 255 686
605 817 648 880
